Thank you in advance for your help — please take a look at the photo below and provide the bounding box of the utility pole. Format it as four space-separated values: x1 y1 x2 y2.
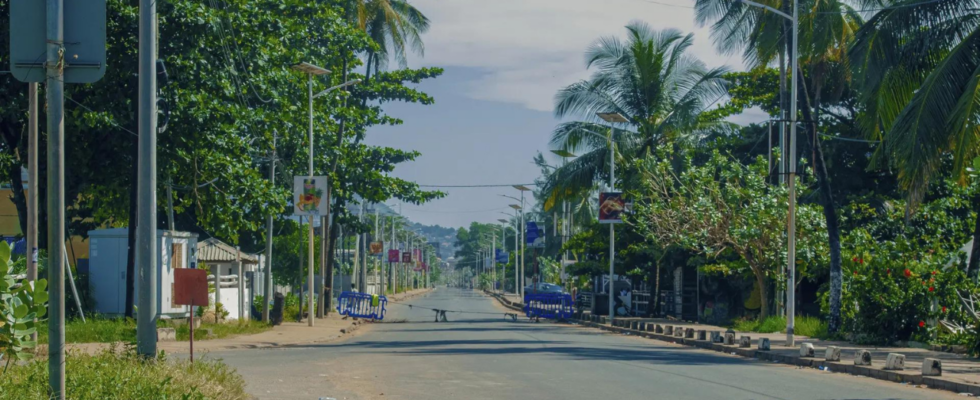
45 0 66 390
27 83 38 342
263 133 276 322
136 0 159 358
491 233 496 292
374 206 379 293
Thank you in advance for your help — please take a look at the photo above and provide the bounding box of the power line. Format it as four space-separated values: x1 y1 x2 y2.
400 206 511 214
65 97 138 137
818 132 880 143
418 183 538 188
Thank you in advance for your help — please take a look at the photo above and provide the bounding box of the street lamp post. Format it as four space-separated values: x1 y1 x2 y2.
735 0 799 347
291 62 360 327
597 112 627 321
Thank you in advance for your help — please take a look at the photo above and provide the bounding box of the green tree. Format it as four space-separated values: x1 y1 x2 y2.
850 0 980 275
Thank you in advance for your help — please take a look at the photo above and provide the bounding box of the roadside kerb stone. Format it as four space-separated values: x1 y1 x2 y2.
885 353 906 370
664 325 674 336
655 324 664 334
825 346 841 362
855 349 872 365
800 343 815 357
709 331 722 343
758 338 770 350
696 330 706 340
739 336 751 348
922 358 942 376
723 331 735 345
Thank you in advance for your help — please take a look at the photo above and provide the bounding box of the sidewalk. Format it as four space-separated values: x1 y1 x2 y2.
39 288 434 357
581 314 980 395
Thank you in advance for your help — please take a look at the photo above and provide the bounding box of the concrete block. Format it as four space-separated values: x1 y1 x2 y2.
647 323 656 332
824 346 841 361
922 358 941 376
631 321 639 330
655 324 664 333
800 343 815 357
723 331 735 345
854 349 872 365
884 353 905 370
664 326 674 336
697 330 707 340
638 322 646 331
600 317 607 324
675 328 684 337
710 331 722 343
739 336 751 348
685 328 695 338
157 328 176 342
758 338 770 351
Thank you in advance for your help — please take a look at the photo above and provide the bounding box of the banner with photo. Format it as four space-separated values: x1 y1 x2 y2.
387 249 400 263
598 192 626 224
401 251 412 263
369 241 384 254
293 176 329 216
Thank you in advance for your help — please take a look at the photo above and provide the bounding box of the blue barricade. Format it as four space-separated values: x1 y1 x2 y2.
336 291 387 320
523 293 574 319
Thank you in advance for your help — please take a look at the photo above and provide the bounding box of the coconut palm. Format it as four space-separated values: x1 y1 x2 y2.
343 0 430 78
850 0 980 274
544 23 732 201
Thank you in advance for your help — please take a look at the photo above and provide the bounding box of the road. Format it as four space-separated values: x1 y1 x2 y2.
209 287 961 400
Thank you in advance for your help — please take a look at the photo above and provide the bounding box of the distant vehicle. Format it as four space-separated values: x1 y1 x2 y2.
524 282 566 294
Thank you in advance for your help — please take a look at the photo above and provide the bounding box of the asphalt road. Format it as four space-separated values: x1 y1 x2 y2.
208 287 963 400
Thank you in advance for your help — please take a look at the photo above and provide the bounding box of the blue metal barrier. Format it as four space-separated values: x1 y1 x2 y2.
523 293 574 319
336 291 387 320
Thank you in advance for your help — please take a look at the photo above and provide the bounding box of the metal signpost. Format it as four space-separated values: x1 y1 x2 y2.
10 1 107 396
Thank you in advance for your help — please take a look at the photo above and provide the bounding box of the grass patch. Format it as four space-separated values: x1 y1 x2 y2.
0 348 250 399
175 320 271 341
731 315 829 339
37 317 271 344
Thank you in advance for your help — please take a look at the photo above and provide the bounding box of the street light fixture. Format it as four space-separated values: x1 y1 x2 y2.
509 204 521 210
734 0 800 348
314 79 362 99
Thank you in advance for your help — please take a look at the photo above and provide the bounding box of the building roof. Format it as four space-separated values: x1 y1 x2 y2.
197 238 259 264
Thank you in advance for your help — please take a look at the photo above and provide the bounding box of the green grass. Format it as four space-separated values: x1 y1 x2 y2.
0 348 250 399
732 315 829 339
37 317 271 344
174 320 271 341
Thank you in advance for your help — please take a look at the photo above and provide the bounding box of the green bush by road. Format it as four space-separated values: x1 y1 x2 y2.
36 317 271 344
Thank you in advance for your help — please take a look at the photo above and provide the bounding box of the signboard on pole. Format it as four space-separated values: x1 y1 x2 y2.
413 249 422 264
495 249 509 263
9 0 108 83
525 222 545 248
293 176 329 216
387 249 400 263
401 251 412 263
369 241 384 254
598 192 626 224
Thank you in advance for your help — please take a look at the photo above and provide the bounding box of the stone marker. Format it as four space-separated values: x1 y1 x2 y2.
710 331 722 343
824 346 841 362
800 343 815 357
655 324 664 334
664 325 674 336
647 323 656 332
922 358 942 376
739 336 751 348
854 349 872 365
638 322 646 331
685 328 695 338
631 321 639 330
675 328 684 337
697 330 707 340
758 338 770 351
884 353 905 370
723 332 735 345
157 327 176 342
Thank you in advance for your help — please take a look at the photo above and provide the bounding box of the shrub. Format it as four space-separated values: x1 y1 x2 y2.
0 241 47 369
732 315 829 339
0 348 250 399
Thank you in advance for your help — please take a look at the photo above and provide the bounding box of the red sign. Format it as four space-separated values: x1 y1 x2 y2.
402 251 412 263
388 249 400 263
174 269 209 306
413 249 421 263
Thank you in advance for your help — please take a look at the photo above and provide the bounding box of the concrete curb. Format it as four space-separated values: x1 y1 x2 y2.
567 317 980 397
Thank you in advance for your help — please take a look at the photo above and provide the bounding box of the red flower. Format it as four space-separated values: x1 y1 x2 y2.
853 271 858 276
942 306 947 313
904 269 912 278
932 270 938 275
919 321 926 328
852 257 859 262
929 287 935 292
858 258 864 264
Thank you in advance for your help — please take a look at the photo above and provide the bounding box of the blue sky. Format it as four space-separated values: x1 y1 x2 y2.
364 0 768 229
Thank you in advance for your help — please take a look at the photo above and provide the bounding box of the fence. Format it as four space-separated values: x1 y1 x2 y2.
631 290 650 316
336 291 387 320
524 293 575 319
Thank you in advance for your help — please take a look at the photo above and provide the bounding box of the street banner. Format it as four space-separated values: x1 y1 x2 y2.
387 249 400 263
526 221 545 248
370 241 384 254
598 192 626 224
402 251 412 263
413 249 422 264
293 176 329 216
495 249 509 263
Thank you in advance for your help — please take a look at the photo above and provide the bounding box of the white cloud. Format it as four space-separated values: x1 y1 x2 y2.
406 0 742 112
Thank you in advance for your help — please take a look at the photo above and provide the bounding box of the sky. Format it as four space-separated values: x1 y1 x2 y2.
363 0 769 229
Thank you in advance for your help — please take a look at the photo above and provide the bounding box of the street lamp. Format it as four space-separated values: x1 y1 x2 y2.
735 0 799 347
503 188 530 299
290 62 359 327
551 149 576 290
596 111 625 322
500 209 521 297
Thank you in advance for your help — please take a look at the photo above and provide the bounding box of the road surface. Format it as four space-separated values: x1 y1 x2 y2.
209 287 961 400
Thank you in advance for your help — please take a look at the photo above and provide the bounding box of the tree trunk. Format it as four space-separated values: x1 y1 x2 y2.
125 137 138 319
969 192 980 275
756 271 770 320
8 152 27 236
797 71 844 333
652 257 662 317
324 205 342 312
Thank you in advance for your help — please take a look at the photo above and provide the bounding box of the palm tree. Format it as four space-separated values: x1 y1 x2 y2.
343 0 430 80
545 22 732 200
850 0 980 274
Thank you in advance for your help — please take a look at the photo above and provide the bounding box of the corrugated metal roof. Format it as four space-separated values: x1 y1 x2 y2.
197 238 259 264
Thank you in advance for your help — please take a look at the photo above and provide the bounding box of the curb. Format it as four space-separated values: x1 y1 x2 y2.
569 318 980 397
